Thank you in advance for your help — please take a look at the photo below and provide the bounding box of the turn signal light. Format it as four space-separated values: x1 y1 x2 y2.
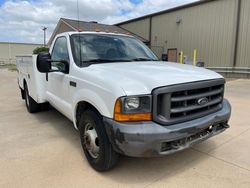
113 99 152 122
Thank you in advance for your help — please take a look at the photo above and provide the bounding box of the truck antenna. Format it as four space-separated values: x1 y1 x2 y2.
77 0 80 31
77 0 82 66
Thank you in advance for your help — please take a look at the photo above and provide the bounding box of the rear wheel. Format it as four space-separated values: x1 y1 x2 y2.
78 109 119 171
20 88 25 100
24 84 40 113
40 102 50 111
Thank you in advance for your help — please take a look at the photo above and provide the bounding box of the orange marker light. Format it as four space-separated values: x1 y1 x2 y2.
95 27 100 32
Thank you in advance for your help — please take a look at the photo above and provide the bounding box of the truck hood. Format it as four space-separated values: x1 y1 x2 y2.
90 61 223 96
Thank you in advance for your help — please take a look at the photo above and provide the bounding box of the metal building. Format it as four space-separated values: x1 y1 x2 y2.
117 0 250 78
0 42 41 64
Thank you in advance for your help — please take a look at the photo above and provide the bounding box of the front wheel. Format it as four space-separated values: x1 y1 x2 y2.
78 109 119 171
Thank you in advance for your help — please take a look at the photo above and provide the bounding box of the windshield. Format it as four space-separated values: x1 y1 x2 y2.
70 34 158 66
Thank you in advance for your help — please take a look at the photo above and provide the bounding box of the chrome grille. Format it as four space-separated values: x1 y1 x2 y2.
152 79 225 126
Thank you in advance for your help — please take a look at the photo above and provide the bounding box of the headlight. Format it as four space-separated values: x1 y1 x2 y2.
124 97 140 110
114 95 152 121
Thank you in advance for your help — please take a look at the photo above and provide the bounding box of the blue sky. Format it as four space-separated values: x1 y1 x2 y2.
0 0 198 43
129 0 142 5
0 0 143 5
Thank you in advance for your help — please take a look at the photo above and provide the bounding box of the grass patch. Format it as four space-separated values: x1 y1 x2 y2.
0 64 17 72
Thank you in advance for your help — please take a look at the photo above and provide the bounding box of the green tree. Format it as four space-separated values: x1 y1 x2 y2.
33 46 49 54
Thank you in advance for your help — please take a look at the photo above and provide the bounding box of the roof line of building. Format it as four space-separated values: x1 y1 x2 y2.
115 0 217 25
61 18 121 28
61 17 118 29
61 18 78 31
115 25 149 43
60 17 149 42
47 18 78 45
47 18 63 45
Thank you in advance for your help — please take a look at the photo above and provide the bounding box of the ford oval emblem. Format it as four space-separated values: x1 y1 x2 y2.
197 97 209 105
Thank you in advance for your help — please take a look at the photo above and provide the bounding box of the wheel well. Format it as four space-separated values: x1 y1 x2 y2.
75 101 100 128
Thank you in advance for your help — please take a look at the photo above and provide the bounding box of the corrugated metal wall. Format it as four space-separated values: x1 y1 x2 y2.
0 43 41 64
236 0 250 67
0 43 9 64
151 0 236 67
118 0 250 70
118 18 150 41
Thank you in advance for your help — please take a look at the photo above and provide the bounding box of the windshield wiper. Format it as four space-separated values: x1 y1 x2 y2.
82 59 115 63
81 59 132 64
80 58 157 66
130 57 158 61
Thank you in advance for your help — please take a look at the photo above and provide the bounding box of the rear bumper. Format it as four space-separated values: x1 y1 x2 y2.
103 99 231 157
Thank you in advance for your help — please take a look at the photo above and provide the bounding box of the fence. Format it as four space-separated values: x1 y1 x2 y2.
0 58 16 65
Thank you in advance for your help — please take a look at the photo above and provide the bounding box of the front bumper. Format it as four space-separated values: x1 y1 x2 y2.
103 99 231 157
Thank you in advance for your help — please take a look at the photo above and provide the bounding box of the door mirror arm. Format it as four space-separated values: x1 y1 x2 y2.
47 59 69 74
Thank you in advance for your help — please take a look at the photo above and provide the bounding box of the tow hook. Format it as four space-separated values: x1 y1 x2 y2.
222 123 230 128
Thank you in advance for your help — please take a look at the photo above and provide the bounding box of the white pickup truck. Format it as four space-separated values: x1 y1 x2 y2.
17 32 231 171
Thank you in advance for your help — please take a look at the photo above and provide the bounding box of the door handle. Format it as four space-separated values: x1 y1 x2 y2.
70 81 77 87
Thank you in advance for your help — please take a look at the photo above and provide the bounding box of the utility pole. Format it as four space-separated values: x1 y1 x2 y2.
42 27 48 47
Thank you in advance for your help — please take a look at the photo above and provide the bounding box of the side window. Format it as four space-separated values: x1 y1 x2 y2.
51 37 69 71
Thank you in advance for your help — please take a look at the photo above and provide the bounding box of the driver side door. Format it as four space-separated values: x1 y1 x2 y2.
46 36 71 117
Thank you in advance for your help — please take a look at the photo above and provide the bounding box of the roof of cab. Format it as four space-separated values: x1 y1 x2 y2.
66 31 134 37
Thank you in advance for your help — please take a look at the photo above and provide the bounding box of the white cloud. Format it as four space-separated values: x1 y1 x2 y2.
0 0 198 43
103 0 200 24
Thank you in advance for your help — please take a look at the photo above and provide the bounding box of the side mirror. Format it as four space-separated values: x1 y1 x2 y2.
37 53 51 73
37 53 69 74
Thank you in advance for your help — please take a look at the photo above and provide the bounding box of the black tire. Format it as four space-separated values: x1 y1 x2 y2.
78 109 119 171
40 102 50 111
24 84 40 113
20 88 25 100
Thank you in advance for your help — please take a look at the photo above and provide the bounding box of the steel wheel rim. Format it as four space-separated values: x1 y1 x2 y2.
83 122 99 159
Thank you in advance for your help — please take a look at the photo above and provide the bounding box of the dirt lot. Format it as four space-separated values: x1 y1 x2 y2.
0 69 250 188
